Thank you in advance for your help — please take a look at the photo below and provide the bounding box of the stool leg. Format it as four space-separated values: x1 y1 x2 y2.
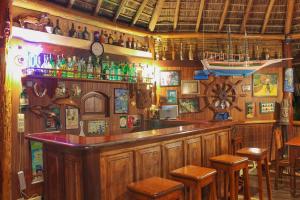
229 170 236 200
235 171 239 200
217 170 222 199
224 171 229 200
243 166 251 200
209 177 217 200
189 187 193 200
257 160 264 200
264 157 272 200
195 186 202 200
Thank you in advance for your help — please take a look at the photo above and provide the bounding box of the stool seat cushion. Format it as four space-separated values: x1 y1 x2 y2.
236 147 268 156
210 154 248 165
170 165 217 181
128 177 184 198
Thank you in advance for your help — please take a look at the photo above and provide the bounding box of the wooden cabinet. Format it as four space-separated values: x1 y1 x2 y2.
216 131 230 155
202 133 216 167
162 140 185 178
100 152 134 200
185 136 202 166
135 145 162 181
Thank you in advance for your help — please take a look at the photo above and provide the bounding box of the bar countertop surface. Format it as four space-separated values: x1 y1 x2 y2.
25 120 238 149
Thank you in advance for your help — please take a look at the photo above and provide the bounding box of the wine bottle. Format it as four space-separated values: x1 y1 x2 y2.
126 37 131 48
118 33 125 47
80 57 87 79
77 26 83 39
83 26 90 40
108 33 113 45
69 23 77 37
94 57 102 79
100 30 105 43
67 57 74 78
123 62 129 81
61 55 67 78
49 54 56 77
104 30 108 44
56 55 62 77
53 19 63 35
73 56 79 78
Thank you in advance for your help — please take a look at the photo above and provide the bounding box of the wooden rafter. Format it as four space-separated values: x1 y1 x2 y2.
149 0 165 32
113 0 128 22
285 0 295 35
173 0 180 31
131 0 149 26
240 0 253 33
195 0 205 32
94 0 103 16
218 0 230 32
67 0 75 8
261 0 275 34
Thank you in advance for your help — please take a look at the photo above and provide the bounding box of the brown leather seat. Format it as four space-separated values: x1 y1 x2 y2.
128 176 184 200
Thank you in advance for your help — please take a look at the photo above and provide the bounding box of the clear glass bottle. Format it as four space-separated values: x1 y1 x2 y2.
104 30 108 44
108 33 114 45
80 57 87 79
53 19 63 35
60 55 67 78
82 26 90 40
69 23 77 37
67 57 74 78
77 26 83 39
94 57 102 79
87 56 94 79
49 54 56 77
72 56 79 78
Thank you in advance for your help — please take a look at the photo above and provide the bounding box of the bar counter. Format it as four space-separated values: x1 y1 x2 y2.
26 120 237 200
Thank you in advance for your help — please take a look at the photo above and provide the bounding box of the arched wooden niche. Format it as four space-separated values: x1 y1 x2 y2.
81 91 109 120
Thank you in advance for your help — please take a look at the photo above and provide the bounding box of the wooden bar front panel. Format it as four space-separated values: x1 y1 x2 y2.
185 136 202 166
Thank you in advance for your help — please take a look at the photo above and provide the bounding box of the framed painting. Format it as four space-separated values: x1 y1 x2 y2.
245 102 255 118
181 80 199 95
114 88 129 114
178 98 200 114
65 107 79 129
284 68 294 92
166 90 177 104
259 102 275 114
160 71 180 87
253 73 278 97
160 105 178 119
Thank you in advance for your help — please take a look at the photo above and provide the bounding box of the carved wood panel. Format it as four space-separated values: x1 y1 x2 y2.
100 152 134 200
216 131 230 155
202 133 216 167
135 145 162 181
162 140 185 178
185 136 202 166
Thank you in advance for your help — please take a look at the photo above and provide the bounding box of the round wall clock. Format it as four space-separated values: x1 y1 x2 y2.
91 42 104 57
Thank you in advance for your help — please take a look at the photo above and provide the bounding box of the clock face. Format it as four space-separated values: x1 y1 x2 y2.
91 42 104 56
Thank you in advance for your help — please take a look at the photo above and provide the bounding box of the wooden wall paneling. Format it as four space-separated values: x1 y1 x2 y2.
216 130 230 155
162 139 185 178
185 136 202 166
201 133 216 167
100 151 134 200
134 144 162 181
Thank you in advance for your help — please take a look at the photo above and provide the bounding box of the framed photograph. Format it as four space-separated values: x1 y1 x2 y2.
242 84 252 92
178 98 200 114
120 115 128 128
127 115 142 128
166 90 177 104
160 105 178 119
114 88 129 114
30 141 43 183
245 102 255 118
55 81 66 98
65 107 79 129
160 71 180 87
71 84 82 97
253 73 278 97
45 106 60 131
284 68 294 92
259 102 275 114
181 80 199 95
87 120 106 135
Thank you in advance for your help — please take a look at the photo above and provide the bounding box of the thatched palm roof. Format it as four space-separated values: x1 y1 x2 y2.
46 0 299 35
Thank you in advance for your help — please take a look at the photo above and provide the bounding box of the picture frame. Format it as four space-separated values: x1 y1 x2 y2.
178 98 200 114
166 90 177 104
65 107 79 129
284 68 294 92
245 102 255 118
127 115 142 128
120 115 128 128
45 106 60 131
160 71 180 87
253 73 278 97
259 102 275 114
87 120 106 135
160 105 178 119
181 80 200 95
114 88 129 114
30 141 43 183
241 84 252 92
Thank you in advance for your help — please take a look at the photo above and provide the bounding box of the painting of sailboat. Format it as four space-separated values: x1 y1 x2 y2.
200 27 292 77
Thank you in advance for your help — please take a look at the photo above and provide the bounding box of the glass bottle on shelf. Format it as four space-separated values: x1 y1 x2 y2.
73 56 80 78
83 27 90 40
53 19 63 35
69 23 77 37
136 40 141 50
41 54 50 76
109 62 115 80
265 48 270 60
118 33 125 47
180 42 184 61
77 26 83 39
118 63 123 81
67 57 74 78
80 57 87 79
126 37 131 48
100 30 105 44
113 31 118 45
104 62 110 80
86 56 94 79
104 30 108 44
94 57 102 79
131 37 136 49
56 55 62 77
61 55 67 78
108 33 113 45
49 54 56 77
123 62 129 81
188 44 193 60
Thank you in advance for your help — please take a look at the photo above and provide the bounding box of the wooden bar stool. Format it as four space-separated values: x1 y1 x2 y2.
170 165 217 200
210 154 251 200
236 147 272 200
127 176 184 200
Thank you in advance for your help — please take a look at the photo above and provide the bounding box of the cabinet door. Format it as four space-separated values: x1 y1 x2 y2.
135 145 162 181
162 140 185 178
100 152 134 200
185 137 202 166
216 131 230 155
202 134 216 167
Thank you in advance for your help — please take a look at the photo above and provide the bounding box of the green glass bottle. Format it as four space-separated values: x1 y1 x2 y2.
60 55 67 78
80 57 87 79
67 57 74 78
123 62 129 81
56 55 62 77
72 56 79 78
49 54 56 77
109 62 115 80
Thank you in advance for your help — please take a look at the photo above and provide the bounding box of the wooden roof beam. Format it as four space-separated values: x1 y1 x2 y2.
240 0 253 33
132 0 149 26
94 0 103 16
195 0 205 32
261 0 275 34
285 0 295 35
149 0 165 32
67 0 75 8
113 0 128 22
218 0 230 32
173 0 180 31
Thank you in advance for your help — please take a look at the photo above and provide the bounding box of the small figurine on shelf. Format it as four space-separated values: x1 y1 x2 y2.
77 26 83 39
82 26 90 40
53 19 63 35
69 23 77 37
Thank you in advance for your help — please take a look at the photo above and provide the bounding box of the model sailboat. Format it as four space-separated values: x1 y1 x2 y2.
201 27 292 77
